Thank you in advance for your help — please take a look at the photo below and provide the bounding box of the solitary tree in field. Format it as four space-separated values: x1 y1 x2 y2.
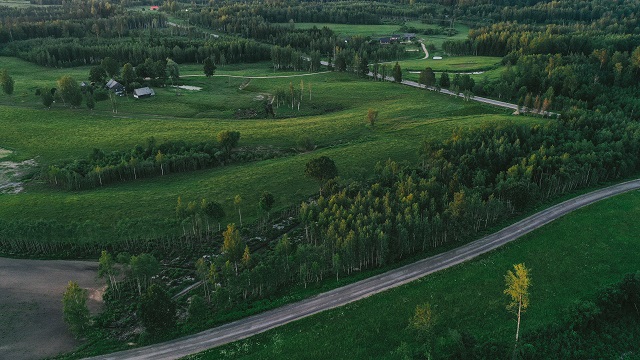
258 191 275 218
203 57 216 77
409 302 436 356
366 108 379 128
504 263 531 357
57 75 82 107
41 88 54 108
0 69 15 95
392 62 403 83
305 156 338 196
62 281 90 338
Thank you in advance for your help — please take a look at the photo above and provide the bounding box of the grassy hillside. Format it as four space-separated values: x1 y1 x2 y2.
187 189 640 359
0 57 533 242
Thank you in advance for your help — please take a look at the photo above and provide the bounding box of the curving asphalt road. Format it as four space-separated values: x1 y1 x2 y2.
86 178 640 360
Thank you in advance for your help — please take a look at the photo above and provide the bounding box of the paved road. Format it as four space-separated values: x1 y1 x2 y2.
86 179 640 360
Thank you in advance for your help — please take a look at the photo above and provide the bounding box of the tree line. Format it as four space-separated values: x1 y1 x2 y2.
42 133 244 191
4 35 271 67
0 6 165 43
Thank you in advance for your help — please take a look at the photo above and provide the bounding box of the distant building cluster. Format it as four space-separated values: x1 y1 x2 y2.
379 33 416 44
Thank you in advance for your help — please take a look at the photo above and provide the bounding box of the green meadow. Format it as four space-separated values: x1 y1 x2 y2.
0 56 529 242
274 21 441 37
390 56 502 72
188 189 640 359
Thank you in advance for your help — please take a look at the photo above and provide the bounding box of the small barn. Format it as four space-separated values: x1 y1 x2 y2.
150 5 159 10
133 87 155 99
105 79 125 95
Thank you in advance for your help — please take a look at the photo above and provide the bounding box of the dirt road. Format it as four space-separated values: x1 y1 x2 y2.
86 179 640 360
0 258 102 360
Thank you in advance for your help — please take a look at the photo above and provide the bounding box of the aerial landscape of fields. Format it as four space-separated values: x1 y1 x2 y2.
0 0 639 359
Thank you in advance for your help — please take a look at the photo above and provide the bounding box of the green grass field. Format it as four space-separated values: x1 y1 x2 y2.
389 56 502 72
422 23 470 52
274 21 440 38
188 189 640 359
0 56 531 242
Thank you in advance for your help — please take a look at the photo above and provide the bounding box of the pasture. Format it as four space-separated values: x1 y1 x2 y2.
0 56 528 245
389 56 502 72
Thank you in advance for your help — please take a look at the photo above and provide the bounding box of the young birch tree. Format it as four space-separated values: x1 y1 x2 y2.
504 263 531 357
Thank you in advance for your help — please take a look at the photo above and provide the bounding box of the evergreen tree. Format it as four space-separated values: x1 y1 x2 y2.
0 69 15 95
204 57 217 77
392 62 402 83
439 72 450 88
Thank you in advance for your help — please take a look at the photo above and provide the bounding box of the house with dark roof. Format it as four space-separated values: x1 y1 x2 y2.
133 87 155 99
404 33 416 41
105 79 125 95
379 37 391 45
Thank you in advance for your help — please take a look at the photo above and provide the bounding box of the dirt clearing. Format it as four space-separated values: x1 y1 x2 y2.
0 148 36 194
0 257 103 360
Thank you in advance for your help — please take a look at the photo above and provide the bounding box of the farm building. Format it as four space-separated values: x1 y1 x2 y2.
105 79 125 95
133 87 155 99
150 5 159 10
404 33 416 41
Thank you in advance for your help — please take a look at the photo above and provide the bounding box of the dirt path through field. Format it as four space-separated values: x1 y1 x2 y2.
0 257 102 360
420 40 429 59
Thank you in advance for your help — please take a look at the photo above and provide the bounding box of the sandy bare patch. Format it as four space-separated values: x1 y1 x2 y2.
0 148 37 194
0 257 102 360
171 85 202 91
0 148 12 159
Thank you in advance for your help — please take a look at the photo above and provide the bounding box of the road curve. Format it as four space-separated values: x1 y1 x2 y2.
86 178 640 360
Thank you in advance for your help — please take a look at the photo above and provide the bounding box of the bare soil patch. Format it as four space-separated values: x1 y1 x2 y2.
0 148 37 194
0 257 102 360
